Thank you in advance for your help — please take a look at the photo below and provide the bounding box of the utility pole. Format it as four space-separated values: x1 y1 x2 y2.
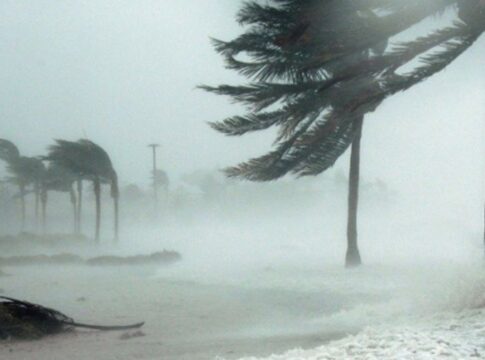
148 144 160 209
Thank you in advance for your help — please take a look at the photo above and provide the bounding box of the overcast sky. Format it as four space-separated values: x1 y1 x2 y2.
0 0 484 206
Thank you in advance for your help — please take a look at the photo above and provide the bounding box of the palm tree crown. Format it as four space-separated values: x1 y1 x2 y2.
203 0 484 180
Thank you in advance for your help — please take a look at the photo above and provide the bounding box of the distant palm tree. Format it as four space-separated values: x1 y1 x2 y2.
153 168 169 207
41 163 78 234
0 139 45 231
153 169 169 192
46 139 119 243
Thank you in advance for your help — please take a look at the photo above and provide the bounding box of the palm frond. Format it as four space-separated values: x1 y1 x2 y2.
0 139 20 162
203 0 483 181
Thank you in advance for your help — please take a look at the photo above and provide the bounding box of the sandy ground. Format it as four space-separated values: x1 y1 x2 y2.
0 265 351 360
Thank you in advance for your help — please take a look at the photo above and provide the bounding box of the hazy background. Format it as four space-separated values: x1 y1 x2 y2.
0 4 484 358
0 0 484 260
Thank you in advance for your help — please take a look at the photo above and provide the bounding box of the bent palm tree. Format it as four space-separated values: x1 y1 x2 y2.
204 0 485 267
46 140 119 243
0 140 25 228
77 140 119 243
0 140 45 231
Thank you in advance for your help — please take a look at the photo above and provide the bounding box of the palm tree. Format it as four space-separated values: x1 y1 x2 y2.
0 140 23 227
41 163 78 234
0 139 45 231
203 1 485 267
77 140 119 243
76 178 83 235
46 139 119 243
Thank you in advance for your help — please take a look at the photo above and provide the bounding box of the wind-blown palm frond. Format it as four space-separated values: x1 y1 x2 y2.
204 0 485 181
45 139 119 242
47 139 116 182
0 139 20 162
0 139 46 230
6 157 45 185
43 164 77 192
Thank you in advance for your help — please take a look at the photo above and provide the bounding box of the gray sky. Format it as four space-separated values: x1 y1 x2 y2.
0 0 484 202
0 0 248 185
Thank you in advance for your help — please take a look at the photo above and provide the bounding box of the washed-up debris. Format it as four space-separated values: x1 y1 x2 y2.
0 296 144 340
0 251 181 267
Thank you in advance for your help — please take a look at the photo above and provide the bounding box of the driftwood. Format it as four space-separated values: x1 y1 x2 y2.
0 296 144 340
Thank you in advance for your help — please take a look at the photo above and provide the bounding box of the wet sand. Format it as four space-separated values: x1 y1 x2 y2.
0 265 349 360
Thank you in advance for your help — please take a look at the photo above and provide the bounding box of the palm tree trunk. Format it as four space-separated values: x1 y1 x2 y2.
114 194 119 243
111 174 119 243
40 188 47 234
34 183 40 232
94 177 101 244
76 179 83 235
19 184 26 231
345 116 364 268
69 186 77 235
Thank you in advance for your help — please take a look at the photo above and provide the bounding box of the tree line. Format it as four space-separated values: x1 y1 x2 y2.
0 139 119 244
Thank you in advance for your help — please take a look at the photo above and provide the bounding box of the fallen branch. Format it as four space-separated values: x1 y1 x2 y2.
0 296 144 340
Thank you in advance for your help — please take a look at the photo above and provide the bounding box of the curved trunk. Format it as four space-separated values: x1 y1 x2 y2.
41 188 47 234
69 186 77 235
93 177 101 244
76 179 83 235
345 117 363 268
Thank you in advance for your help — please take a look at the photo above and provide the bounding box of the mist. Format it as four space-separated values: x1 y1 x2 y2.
0 1 484 359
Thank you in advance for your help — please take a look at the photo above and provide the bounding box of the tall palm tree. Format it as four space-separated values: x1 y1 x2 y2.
46 139 119 243
0 139 45 231
77 139 119 243
203 0 485 267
